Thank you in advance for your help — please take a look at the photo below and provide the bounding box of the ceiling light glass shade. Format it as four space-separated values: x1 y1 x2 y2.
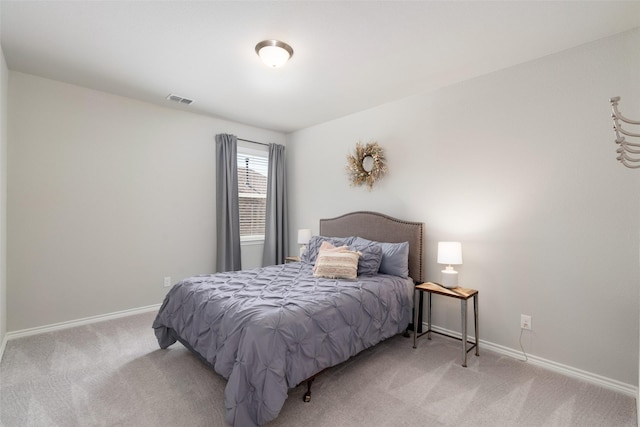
255 40 294 68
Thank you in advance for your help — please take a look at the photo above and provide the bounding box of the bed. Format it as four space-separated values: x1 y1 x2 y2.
152 211 424 426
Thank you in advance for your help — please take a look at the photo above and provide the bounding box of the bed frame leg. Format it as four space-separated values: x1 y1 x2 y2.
303 378 314 402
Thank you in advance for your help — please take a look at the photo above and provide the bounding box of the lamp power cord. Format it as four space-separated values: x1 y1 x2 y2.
519 328 529 362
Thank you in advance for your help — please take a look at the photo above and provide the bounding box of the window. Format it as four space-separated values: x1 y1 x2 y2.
237 148 269 241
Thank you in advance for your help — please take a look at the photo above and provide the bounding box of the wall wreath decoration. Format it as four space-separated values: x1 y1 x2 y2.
346 141 387 190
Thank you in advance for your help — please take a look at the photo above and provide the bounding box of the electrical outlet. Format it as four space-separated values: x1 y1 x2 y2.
163 276 171 288
521 314 532 330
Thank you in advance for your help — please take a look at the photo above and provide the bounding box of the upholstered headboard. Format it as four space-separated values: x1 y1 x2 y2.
319 211 424 283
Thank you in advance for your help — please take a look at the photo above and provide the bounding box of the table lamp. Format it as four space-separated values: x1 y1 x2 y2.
437 241 462 288
297 229 312 257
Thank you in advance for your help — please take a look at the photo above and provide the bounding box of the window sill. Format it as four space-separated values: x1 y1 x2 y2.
241 239 265 246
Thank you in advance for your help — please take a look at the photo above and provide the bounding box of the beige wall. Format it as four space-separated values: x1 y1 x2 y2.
7 72 284 331
0 46 8 347
287 29 640 385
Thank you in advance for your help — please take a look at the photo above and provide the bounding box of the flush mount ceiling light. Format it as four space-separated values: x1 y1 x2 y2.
255 39 294 68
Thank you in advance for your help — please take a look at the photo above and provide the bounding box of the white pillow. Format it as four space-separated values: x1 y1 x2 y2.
313 242 360 280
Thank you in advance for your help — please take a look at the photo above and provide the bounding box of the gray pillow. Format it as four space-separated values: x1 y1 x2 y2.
350 242 383 276
352 237 409 278
301 235 356 264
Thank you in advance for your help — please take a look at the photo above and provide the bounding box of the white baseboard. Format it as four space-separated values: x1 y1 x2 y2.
1 303 162 353
0 334 7 364
0 304 161 363
428 324 638 398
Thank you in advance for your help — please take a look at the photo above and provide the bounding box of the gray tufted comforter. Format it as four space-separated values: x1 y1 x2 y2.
152 262 413 426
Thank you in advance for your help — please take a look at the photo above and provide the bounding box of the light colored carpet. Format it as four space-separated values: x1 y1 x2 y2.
0 311 636 426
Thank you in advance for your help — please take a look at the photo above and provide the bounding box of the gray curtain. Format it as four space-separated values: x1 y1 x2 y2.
262 143 289 266
215 134 242 272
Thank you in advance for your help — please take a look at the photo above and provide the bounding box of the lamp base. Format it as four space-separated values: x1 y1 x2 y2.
299 245 307 257
440 269 458 288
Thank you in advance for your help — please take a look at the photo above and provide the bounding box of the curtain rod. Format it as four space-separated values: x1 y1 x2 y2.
238 138 269 147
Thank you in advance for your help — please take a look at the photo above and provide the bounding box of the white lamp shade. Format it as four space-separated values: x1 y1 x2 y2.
297 229 312 245
437 242 462 265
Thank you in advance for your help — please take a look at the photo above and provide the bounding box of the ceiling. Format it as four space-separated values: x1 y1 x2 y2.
1 1 639 134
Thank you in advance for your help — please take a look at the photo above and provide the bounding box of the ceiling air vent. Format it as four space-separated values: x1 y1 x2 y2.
166 94 193 105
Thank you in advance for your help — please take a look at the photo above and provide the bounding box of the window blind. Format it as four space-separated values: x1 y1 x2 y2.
237 151 269 240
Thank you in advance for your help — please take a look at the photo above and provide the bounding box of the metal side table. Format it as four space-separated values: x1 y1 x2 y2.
413 282 479 367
